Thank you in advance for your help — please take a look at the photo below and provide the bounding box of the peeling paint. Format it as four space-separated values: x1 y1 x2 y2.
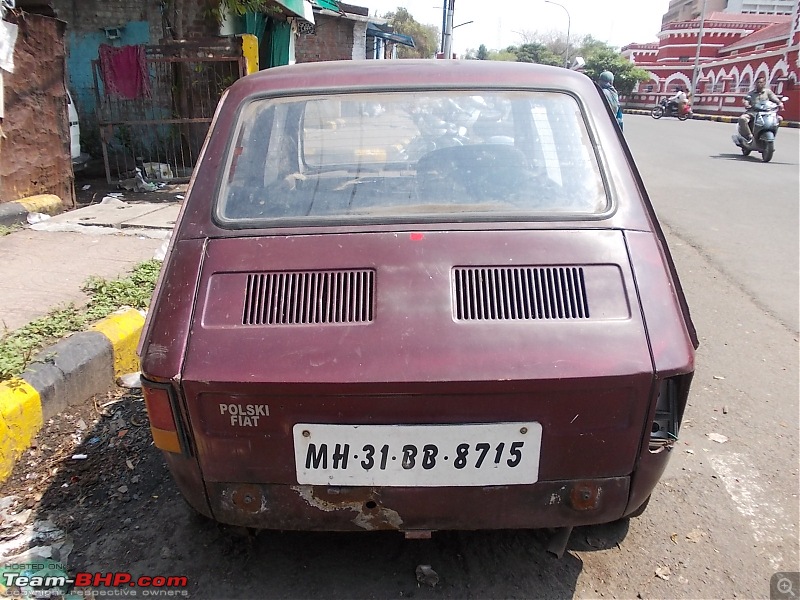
291 485 403 530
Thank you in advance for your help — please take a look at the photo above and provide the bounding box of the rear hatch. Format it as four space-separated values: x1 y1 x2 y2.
181 229 654 486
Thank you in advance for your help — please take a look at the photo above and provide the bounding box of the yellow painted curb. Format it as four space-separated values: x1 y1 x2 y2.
0 378 43 482
91 308 145 377
17 194 63 215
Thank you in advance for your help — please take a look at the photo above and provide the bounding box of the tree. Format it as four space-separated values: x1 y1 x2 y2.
506 43 562 67
574 34 615 59
506 30 585 68
477 44 489 60
489 49 518 61
384 8 439 59
582 48 651 95
162 0 202 39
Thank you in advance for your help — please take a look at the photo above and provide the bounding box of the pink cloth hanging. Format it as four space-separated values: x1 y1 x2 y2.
99 44 150 100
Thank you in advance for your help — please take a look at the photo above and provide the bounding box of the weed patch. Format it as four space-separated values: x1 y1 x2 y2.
0 260 161 382
0 224 23 236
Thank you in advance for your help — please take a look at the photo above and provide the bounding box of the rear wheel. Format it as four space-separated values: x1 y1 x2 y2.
762 141 774 162
650 106 664 119
678 111 690 121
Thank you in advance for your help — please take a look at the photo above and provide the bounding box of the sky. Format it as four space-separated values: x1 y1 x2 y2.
361 0 672 55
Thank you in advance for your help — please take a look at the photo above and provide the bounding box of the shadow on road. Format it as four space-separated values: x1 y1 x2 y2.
711 152 793 165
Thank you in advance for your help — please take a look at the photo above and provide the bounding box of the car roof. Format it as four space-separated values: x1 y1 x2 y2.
228 59 596 98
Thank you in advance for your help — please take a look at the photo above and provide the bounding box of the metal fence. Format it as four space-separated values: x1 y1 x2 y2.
93 44 246 184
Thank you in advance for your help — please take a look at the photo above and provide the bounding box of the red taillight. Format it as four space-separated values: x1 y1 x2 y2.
142 383 182 454
143 386 176 430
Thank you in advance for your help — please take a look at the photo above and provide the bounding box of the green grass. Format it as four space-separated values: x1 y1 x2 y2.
0 260 161 382
0 224 23 236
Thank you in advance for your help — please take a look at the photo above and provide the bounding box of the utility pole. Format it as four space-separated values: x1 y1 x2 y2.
545 0 571 68
442 0 455 59
690 0 708 102
441 0 447 55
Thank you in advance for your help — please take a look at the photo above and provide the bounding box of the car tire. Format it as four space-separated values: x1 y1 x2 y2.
650 106 663 119
761 141 774 162
741 147 752 156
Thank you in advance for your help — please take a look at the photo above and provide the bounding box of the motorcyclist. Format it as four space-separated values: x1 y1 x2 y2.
737 75 784 144
667 87 688 115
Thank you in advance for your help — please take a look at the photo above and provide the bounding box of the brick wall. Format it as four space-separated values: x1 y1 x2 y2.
48 0 217 152
296 13 357 62
50 0 217 44
50 0 162 41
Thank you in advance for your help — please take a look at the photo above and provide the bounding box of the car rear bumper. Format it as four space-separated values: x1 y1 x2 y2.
166 433 674 531
198 477 632 531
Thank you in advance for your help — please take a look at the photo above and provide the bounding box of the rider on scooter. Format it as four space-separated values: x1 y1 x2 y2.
667 87 688 115
738 75 784 144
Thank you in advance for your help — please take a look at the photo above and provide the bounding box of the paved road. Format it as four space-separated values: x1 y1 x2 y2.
623 114 800 333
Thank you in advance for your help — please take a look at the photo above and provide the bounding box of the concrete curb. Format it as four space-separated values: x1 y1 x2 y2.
0 194 64 227
624 108 800 128
0 307 145 482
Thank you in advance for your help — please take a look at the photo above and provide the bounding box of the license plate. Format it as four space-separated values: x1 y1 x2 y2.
293 422 542 487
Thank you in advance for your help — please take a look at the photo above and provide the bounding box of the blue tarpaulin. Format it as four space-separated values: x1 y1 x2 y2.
366 22 415 48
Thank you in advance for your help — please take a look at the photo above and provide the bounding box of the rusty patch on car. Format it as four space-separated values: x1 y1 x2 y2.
231 484 266 514
291 485 403 530
570 483 603 511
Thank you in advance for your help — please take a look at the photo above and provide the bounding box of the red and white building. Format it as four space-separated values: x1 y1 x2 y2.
621 3 800 122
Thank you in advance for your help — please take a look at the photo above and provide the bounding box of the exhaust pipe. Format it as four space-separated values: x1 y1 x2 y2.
546 526 573 558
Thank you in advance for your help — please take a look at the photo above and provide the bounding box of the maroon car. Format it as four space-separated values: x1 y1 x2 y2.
138 60 697 553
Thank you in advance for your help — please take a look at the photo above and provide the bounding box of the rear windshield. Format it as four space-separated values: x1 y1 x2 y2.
216 90 608 226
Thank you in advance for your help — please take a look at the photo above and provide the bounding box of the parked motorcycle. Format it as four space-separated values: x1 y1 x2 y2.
401 97 483 161
650 98 691 121
732 97 788 163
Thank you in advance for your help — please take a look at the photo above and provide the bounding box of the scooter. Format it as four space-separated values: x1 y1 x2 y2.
402 97 481 161
650 98 691 121
732 97 788 163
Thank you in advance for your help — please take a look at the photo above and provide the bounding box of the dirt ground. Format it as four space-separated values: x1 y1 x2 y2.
73 173 188 208
0 384 642 600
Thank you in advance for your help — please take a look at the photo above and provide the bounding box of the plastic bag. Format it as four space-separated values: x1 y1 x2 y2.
0 20 18 73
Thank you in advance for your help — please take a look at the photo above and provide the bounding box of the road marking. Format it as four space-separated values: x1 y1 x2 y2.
710 452 788 570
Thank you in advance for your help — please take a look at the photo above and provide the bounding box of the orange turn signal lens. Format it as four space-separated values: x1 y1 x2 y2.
150 426 183 454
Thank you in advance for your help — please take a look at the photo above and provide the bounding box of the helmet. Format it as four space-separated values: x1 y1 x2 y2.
599 71 614 84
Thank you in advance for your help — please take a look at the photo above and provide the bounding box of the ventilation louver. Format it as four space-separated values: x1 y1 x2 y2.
243 270 375 325
454 267 589 321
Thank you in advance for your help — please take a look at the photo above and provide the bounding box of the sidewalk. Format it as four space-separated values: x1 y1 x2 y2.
0 195 180 332
0 230 165 332
0 188 182 481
